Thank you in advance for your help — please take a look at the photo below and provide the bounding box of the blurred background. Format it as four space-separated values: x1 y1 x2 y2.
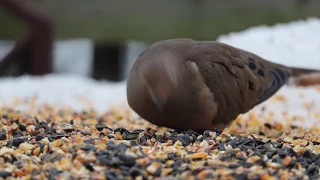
1 0 320 82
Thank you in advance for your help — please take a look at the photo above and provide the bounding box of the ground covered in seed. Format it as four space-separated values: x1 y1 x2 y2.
1 103 320 180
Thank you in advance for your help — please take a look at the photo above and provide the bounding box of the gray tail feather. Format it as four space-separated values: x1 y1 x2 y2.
291 67 320 77
287 67 320 86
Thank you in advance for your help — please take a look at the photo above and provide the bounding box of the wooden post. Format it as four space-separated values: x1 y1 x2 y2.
0 0 53 75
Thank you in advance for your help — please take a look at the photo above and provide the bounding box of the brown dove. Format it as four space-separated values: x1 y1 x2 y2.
126 38 319 131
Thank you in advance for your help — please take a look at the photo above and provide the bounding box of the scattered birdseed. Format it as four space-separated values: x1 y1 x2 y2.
1 95 320 180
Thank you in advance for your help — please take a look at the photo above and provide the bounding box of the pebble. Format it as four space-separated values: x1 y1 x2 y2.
0 131 6 140
11 137 25 147
0 171 11 178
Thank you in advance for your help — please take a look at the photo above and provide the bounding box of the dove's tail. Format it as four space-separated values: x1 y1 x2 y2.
291 67 320 77
290 67 320 86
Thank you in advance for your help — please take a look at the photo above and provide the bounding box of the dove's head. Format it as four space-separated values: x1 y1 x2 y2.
126 39 218 131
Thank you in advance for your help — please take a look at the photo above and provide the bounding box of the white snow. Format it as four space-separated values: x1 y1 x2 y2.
0 74 127 113
1 17 320 127
217 17 320 70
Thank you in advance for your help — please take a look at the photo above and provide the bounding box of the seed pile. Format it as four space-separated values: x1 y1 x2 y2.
1 99 320 180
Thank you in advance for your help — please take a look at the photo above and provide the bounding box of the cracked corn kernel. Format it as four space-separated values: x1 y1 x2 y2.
146 162 161 175
186 152 207 159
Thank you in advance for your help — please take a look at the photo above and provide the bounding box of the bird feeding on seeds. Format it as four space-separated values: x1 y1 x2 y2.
126 38 319 131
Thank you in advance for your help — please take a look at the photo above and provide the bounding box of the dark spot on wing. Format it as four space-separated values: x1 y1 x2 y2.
248 81 255 91
257 69 265 77
248 62 257 70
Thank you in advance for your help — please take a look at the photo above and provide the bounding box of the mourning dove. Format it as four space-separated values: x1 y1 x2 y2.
126 39 319 131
